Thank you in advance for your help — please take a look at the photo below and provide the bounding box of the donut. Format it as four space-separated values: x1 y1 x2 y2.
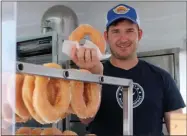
69 24 106 54
15 114 29 123
22 74 46 124
62 130 78 135
40 128 63 135
6 74 30 120
69 69 101 119
15 127 32 135
67 104 74 114
31 128 42 135
32 63 71 123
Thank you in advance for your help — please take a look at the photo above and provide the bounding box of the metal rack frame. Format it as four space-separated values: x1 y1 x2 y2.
16 61 134 135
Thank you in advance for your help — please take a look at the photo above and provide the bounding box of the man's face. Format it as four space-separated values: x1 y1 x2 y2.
104 19 143 60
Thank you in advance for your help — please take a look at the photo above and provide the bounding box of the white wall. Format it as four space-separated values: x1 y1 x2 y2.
13 2 186 52
179 48 187 113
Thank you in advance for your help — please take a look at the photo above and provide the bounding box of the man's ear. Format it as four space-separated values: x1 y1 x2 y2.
104 31 108 41
138 28 143 41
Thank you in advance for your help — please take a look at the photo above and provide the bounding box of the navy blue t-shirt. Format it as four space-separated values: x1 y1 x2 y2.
87 59 185 136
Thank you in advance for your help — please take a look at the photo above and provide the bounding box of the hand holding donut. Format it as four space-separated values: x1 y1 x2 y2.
69 24 106 75
71 45 103 75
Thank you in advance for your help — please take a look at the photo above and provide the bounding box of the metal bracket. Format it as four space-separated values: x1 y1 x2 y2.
16 61 133 135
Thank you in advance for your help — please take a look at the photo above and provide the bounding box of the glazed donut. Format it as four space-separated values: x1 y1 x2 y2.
15 127 32 135
70 69 101 119
6 74 30 120
40 128 63 135
67 104 74 114
31 128 42 135
33 63 71 123
62 130 78 135
22 74 46 124
15 114 28 123
69 24 106 54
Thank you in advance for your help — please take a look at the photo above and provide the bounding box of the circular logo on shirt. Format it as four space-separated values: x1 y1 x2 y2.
116 82 145 108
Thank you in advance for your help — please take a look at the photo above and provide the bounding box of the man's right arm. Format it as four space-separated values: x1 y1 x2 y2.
70 46 103 125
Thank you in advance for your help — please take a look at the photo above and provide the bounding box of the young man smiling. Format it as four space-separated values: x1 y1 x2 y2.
71 3 186 136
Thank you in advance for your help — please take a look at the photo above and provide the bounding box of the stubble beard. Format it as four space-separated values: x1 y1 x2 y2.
110 47 136 60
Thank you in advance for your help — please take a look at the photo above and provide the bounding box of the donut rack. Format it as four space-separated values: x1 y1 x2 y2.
16 61 134 135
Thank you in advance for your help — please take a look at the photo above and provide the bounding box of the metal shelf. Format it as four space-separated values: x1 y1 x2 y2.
16 61 134 135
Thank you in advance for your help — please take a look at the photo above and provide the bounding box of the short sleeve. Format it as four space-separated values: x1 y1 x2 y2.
163 71 186 112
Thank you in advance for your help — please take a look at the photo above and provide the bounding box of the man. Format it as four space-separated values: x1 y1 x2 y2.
71 3 186 136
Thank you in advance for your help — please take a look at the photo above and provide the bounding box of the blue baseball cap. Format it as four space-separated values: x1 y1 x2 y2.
106 4 140 28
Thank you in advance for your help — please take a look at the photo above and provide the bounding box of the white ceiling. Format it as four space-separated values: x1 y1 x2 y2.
2 1 187 52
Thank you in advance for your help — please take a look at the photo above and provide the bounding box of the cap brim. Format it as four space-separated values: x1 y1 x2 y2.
106 16 138 28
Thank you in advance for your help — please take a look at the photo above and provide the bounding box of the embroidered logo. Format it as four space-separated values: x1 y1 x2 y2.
113 5 130 14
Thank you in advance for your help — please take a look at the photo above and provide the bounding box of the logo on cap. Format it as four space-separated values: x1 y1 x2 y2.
113 5 130 14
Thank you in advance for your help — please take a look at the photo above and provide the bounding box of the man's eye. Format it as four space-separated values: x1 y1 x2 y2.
127 29 134 32
112 30 119 33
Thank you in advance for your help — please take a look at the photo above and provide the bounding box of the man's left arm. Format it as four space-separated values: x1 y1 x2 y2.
162 72 186 134
164 108 183 134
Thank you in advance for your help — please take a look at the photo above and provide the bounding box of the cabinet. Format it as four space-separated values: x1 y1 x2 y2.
138 48 180 89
